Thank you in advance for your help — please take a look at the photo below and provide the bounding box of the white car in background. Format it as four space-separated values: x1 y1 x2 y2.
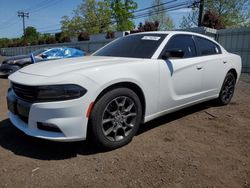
7 31 241 149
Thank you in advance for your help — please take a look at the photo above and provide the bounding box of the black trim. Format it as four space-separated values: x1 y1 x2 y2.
37 122 62 133
7 89 31 123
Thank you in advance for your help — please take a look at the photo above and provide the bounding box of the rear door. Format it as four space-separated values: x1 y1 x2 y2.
194 36 227 96
158 34 205 111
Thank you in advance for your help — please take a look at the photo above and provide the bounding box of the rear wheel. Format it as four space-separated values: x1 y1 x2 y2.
217 72 236 105
90 88 142 149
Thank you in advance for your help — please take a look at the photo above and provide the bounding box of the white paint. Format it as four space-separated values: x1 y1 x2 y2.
8 31 242 142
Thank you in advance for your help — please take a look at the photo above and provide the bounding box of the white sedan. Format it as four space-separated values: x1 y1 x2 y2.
7 31 241 149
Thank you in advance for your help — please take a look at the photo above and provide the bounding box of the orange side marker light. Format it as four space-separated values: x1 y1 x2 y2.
86 102 94 118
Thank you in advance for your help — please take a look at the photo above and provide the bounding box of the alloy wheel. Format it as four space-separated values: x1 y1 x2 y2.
221 74 235 104
101 96 137 142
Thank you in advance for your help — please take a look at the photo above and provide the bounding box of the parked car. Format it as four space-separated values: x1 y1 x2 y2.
7 31 241 149
0 47 84 77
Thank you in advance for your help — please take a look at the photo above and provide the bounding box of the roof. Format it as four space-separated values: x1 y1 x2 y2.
128 30 226 53
130 30 208 37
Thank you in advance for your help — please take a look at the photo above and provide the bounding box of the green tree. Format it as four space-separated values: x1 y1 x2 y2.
61 16 83 36
202 10 225 29
179 9 198 29
0 38 10 48
180 0 250 29
111 0 137 31
98 0 114 32
25 26 39 38
147 0 174 30
137 21 159 32
38 34 56 45
23 26 40 45
61 0 112 36
9 38 23 47
55 32 71 43
206 0 250 27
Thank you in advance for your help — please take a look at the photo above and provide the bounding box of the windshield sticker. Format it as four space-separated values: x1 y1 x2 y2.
141 36 161 41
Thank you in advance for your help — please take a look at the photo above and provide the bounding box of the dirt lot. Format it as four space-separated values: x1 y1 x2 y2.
0 57 250 187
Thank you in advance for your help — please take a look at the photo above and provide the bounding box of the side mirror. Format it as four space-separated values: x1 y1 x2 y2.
41 54 48 59
162 48 184 59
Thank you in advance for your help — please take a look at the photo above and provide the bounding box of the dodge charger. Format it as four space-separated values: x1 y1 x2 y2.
7 31 242 149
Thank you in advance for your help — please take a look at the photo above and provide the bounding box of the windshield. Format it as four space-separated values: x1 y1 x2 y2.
94 34 167 59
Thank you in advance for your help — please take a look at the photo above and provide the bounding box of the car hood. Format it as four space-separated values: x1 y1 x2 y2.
18 56 142 77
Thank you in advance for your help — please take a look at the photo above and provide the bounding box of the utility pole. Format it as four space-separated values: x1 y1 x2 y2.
198 0 204 27
18 11 29 37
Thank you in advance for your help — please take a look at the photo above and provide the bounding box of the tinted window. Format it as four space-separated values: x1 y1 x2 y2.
94 34 166 59
163 35 197 58
195 36 221 56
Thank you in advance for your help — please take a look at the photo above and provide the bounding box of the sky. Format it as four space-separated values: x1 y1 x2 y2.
0 0 192 38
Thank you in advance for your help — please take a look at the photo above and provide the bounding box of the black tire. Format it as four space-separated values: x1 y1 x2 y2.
217 72 236 105
89 88 142 149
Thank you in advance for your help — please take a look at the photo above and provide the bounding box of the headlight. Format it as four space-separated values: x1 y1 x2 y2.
36 84 87 101
12 83 87 102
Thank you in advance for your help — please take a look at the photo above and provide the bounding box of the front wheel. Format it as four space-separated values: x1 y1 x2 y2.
89 88 142 149
217 72 236 105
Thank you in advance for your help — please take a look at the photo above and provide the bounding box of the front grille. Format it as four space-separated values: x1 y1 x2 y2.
7 88 31 124
12 83 38 102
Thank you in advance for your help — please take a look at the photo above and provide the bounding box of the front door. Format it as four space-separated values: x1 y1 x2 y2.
158 34 204 111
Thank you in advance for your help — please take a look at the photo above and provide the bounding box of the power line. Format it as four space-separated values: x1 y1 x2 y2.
132 0 178 13
40 0 190 33
42 0 196 34
0 0 61 32
36 23 61 30
49 0 196 34
134 1 191 19
39 28 61 33
2 0 197 35
24 0 52 12
0 20 19 30
0 14 18 29
29 0 64 14
23 0 62 14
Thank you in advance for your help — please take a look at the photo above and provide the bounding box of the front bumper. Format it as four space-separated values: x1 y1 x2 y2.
7 89 90 142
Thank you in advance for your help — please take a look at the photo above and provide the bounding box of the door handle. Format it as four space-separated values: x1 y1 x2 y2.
223 61 227 64
196 66 203 70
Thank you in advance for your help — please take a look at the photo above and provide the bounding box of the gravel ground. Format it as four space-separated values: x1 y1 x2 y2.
0 59 249 187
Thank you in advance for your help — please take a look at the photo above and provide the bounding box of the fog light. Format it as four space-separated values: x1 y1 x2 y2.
37 122 62 133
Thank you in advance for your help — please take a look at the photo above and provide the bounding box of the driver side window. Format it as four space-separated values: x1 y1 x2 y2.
163 35 197 58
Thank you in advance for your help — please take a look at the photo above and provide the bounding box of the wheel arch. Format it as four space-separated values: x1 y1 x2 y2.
93 81 146 123
219 68 238 90
228 68 238 80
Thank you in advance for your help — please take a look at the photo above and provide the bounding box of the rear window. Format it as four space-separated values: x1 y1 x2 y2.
195 36 221 56
94 34 166 59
